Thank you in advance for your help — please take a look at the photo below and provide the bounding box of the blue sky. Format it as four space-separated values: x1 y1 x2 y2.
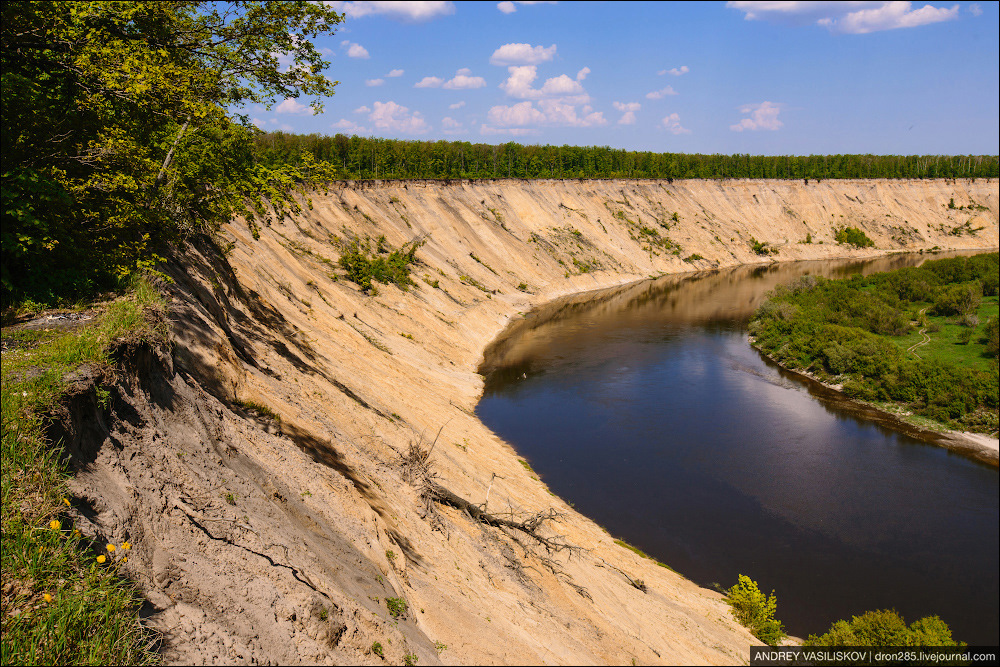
250 1 999 155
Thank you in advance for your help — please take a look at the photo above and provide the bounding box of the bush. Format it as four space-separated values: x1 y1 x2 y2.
724 575 786 646
834 226 875 248
385 596 407 619
805 609 963 647
338 236 424 293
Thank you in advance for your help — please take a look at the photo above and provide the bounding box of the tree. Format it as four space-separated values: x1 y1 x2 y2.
2 1 343 306
724 575 786 646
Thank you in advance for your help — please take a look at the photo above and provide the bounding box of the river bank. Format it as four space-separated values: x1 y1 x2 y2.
750 339 999 466
58 178 998 663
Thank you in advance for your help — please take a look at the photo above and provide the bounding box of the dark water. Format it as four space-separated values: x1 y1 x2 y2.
477 254 999 645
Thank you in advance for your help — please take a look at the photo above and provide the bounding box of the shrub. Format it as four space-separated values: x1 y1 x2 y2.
385 596 407 618
724 575 786 646
982 317 999 358
834 226 875 248
805 609 963 647
338 236 424 293
750 237 776 256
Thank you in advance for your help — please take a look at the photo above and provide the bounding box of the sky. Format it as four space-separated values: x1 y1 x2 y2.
247 1 1000 155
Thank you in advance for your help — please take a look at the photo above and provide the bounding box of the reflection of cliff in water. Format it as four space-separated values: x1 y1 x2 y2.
479 251 983 391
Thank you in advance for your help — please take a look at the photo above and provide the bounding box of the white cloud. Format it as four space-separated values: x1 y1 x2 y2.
442 116 464 134
499 65 588 102
576 67 590 81
488 101 547 126
341 40 370 58
485 99 605 130
613 101 641 125
251 117 267 129
666 65 690 76
387 69 405 77
331 118 369 134
354 105 371 114
275 97 311 114
822 1 959 33
443 69 487 89
490 43 557 66
968 3 982 15
497 0 556 13
646 86 678 100
729 101 783 131
539 100 606 127
449 101 466 110
661 113 691 135
366 78 385 87
727 1 959 34
369 100 430 134
327 1 455 22
414 76 444 88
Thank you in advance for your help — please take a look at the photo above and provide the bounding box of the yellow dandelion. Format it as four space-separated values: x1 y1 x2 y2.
106 544 116 552
122 556 127 563
49 520 61 530
63 498 71 506
43 593 53 603
96 555 106 564
122 541 131 550
73 529 81 536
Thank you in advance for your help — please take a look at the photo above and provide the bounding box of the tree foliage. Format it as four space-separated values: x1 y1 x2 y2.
724 575 786 646
2 1 343 306
255 131 999 181
805 609 963 647
750 253 999 433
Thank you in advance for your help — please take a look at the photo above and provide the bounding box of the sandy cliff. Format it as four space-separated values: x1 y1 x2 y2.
63 178 997 664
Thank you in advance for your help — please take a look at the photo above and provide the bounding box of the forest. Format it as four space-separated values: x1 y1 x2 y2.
750 253 999 434
2 1 997 310
255 131 999 181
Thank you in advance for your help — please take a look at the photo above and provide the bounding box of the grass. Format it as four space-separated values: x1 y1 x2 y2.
890 296 998 373
1 277 165 665
234 399 282 423
613 538 680 574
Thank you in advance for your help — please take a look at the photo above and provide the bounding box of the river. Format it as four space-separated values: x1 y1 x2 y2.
477 253 999 645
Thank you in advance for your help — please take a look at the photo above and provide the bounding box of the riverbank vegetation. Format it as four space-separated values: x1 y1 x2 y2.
726 576 964 648
1 279 166 665
804 609 964 647
750 253 999 435
256 132 999 181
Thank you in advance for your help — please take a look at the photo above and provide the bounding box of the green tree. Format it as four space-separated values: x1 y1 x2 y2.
2 1 343 306
806 609 963 647
725 575 786 646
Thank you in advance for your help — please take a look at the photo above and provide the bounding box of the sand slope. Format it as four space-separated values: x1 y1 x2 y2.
62 178 997 664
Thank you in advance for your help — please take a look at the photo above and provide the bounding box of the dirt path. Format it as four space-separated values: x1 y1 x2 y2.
906 307 931 358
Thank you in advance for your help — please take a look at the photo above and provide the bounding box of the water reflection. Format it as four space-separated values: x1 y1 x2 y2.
477 252 998 645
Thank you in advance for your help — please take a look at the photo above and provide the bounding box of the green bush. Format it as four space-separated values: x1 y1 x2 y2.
805 609 963 647
724 575 786 646
385 596 407 619
834 226 875 248
338 236 424 294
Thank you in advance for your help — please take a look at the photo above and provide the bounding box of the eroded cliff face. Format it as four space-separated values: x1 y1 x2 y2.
67 179 997 665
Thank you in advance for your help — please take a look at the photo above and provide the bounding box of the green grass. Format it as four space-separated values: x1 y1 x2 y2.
2 277 165 665
613 538 680 574
890 295 998 373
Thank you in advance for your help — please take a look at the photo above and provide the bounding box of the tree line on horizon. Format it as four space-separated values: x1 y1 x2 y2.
256 131 999 181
